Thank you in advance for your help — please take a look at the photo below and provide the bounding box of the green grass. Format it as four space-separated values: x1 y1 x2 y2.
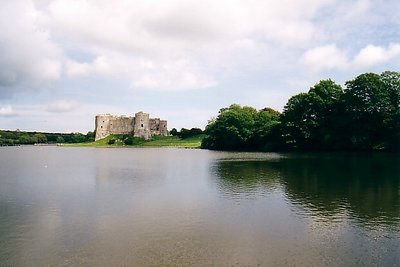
143 135 204 148
65 134 204 148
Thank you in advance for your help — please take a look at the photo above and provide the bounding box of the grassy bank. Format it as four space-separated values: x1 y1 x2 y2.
66 134 204 148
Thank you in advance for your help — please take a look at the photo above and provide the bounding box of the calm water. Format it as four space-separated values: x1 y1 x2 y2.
0 147 399 266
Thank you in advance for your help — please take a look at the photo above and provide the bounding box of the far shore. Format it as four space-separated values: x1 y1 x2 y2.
63 134 204 149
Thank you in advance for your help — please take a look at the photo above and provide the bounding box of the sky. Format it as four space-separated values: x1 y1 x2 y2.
0 0 399 133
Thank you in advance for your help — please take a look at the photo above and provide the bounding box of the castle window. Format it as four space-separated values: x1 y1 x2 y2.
141 124 144 128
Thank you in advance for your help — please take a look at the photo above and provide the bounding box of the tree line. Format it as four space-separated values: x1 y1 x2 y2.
0 130 95 146
170 127 204 139
201 71 400 151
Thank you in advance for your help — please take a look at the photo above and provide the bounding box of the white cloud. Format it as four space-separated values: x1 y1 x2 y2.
300 43 400 72
246 0 335 45
300 44 348 72
345 0 371 19
131 59 218 91
353 43 400 68
0 106 17 117
0 0 62 97
132 71 217 91
44 0 247 54
0 0 398 101
45 100 80 113
39 0 337 91
42 0 246 90
66 53 219 91
65 60 91 77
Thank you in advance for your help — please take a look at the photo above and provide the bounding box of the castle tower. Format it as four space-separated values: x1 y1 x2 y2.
95 114 111 141
149 118 160 136
149 118 168 136
133 111 151 140
159 120 168 136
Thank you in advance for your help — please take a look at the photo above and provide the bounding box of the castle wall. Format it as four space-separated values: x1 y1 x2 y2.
95 112 167 141
149 118 168 136
95 114 134 141
149 118 160 136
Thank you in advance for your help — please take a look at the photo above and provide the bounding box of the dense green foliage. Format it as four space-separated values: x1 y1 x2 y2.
201 104 281 150
281 79 345 150
170 127 203 139
342 72 400 150
202 71 400 151
0 130 95 146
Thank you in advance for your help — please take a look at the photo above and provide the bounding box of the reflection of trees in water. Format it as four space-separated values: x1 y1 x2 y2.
278 154 400 225
211 160 282 197
212 153 400 225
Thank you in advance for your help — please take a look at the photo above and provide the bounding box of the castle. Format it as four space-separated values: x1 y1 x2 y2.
95 112 167 141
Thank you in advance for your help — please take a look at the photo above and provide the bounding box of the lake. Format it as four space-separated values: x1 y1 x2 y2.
0 146 399 266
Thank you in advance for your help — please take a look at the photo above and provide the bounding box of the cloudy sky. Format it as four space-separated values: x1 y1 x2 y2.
0 0 399 132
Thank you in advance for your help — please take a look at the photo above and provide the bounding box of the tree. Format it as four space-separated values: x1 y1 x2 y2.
250 108 281 150
108 139 116 145
281 79 343 150
124 135 133 145
56 136 65 143
85 131 95 142
202 104 257 150
380 71 400 150
343 73 390 149
179 128 191 139
189 128 203 136
34 133 47 143
70 133 86 143
177 128 203 139
281 93 309 148
170 128 178 136
19 134 37 144
1 131 17 140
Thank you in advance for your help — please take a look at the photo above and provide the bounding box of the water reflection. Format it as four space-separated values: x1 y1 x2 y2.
1 147 400 266
279 153 400 226
213 153 400 227
211 160 282 198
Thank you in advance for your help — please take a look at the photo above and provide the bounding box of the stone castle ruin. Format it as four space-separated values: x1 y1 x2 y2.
95 112 167 141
